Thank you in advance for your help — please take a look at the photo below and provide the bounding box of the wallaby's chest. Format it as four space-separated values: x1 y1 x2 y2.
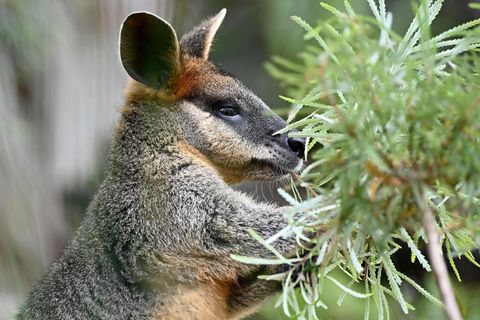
151 283 231 320
150 281 261 320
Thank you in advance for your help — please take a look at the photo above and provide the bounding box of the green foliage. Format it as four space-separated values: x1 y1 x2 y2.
238 1 480 319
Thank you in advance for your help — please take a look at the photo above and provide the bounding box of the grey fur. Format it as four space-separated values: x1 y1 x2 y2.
17 10 301 320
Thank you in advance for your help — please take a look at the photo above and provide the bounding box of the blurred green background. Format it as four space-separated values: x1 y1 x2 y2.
0 0 479 319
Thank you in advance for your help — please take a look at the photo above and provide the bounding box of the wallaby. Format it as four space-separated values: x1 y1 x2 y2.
17 9 305 320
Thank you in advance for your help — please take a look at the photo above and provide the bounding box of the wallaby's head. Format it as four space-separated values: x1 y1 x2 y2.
119 9 305 184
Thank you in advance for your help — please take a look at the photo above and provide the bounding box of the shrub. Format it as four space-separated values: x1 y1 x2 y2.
234 1 480 319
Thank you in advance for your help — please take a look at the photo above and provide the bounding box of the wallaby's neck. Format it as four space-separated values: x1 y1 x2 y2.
110 102 180 173
108 101 221 185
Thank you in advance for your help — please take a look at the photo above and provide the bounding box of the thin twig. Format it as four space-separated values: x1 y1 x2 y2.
291 172 318 196
413 184 462 320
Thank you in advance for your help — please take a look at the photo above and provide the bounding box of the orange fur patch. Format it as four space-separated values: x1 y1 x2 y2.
173 55 222 99
176 141 249 185
176 141 219 173
151 280 264 320
152 282 231 320
123 55 222 106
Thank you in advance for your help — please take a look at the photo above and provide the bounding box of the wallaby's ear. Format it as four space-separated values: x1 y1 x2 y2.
180 9 226 60
120 12 179 89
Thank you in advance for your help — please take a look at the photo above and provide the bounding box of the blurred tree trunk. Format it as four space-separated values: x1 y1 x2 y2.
0 0 175 317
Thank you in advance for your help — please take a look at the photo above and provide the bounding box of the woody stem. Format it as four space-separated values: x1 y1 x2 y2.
413 184 462 320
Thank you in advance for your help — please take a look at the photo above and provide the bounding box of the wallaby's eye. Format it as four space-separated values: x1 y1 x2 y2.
218 106 239 116
214 104 241 119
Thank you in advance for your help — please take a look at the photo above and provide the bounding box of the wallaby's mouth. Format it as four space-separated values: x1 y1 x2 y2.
251 157 303 178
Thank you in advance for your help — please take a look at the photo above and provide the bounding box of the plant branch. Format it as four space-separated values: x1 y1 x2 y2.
413 184 462 320
291 172 318 196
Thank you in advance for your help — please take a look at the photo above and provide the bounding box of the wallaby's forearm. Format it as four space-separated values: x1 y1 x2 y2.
207 189 293 257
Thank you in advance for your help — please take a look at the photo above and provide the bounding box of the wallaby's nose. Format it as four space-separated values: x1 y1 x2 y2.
287 137 305 159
